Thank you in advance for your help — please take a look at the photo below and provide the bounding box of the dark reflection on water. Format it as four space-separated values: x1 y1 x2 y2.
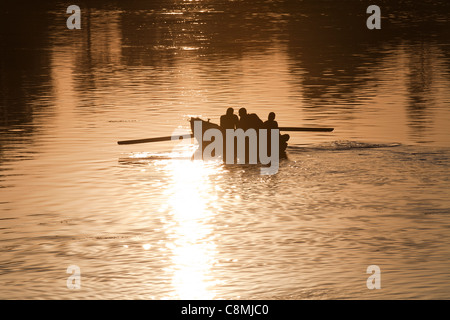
0 3 53 127
0 3 54 166
1 1 449 143
285 0 450 124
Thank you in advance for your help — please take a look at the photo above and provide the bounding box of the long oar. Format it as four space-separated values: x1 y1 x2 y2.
117 134 193 145
279 127 334 132
117 127 333 145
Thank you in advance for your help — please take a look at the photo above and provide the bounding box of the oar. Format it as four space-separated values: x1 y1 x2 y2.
117 127 333 145
117 134 193 145
279 127 334 132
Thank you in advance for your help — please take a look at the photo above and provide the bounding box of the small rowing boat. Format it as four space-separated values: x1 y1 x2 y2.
117 118 333 166
189 117 289 163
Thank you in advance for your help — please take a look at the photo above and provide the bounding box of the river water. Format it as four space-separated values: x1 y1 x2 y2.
1 0 450 299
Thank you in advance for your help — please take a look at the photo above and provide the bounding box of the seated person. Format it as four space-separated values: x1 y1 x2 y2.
237 108 263 130
220 107 239 129
263 112 278 129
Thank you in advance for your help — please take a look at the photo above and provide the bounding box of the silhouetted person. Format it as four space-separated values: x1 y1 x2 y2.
220 107 239 129
237 108 263 130
280 133 289 155
263 112 278 129
262 112 289 157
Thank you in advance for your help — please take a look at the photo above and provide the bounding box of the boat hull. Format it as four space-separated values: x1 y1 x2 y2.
189 117 288 162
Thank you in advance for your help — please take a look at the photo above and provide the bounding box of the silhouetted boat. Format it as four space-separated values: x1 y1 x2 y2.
189 117 288 162
117 118 334 164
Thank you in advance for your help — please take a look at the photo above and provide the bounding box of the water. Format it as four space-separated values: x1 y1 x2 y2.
1 0 450 299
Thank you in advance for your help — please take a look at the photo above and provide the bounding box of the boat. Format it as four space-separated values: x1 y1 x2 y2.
189 117 289 163
117 118 333 167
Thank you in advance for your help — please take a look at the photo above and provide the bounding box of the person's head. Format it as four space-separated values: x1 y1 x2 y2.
238 108 247 117
226 107 234 116
268 112 276 121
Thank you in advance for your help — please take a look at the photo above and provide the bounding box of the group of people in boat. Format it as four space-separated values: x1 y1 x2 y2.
219 107 289 154
220 107 279 131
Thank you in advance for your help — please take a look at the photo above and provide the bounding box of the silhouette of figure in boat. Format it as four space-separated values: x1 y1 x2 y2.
263 112 278 129
263 112 289 157
237 107 263 130
220 107 239 129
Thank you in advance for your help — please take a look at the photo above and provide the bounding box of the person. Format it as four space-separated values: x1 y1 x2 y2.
237 107 263 130
263 112 278 129
220 107 239 129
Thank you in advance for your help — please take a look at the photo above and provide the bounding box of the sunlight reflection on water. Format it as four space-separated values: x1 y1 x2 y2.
162 159 221 299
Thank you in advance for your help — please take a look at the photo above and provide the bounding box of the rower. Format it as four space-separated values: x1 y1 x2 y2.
263 112 278 129
220 107 239 129
262 112 289 155
237 108 263 130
